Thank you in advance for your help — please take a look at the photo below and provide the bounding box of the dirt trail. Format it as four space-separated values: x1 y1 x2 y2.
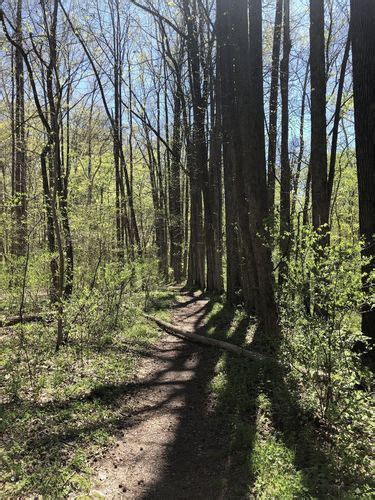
91 292 230 499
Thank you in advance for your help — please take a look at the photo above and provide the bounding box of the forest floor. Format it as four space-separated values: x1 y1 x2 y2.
89 290 355 499
2 289 369 498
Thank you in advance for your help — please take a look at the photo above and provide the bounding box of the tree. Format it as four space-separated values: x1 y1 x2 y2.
206 62 224 293
216 0 242 304
279 0 291 285
351 0 375 366
169 64 184 282
246 0 280 343
310 0 329 234
218 0 280 341
182 0 207 290
267 0 283 218
11 0 27 257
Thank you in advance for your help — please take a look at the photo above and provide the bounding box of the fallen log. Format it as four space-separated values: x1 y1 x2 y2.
144 314 267 362
0 313 54 328
145 315 328 381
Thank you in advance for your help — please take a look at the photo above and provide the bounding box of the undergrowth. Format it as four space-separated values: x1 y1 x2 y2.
0 260 175 498
203 300 373 498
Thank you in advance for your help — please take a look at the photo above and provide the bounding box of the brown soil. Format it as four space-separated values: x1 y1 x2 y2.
90 292 236 499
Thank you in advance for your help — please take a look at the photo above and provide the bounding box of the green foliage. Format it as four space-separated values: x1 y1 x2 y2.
201 286 373 497
0 275 175 497
209 345 309 498
280 226 373 483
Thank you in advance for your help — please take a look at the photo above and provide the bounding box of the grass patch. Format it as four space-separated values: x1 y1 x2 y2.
0 289 175 498
146 289 176 322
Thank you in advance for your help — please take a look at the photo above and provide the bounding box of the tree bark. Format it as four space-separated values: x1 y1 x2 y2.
247 0 280 341
327 28 351 206
291 62 309 222
230 0 259 311
279 0 291 286
217 0 248 306
310 0 329 234
183 0 206 290
351 0 375 367
230 0 280 342
145 314 266 362
206 64 224 293
267 0 283 219
169 85 183 282
11 0 27 257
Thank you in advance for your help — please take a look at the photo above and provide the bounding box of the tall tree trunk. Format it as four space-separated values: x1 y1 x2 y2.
240 0 280 343
279 0 291 286
44 0 66 349
327 29 351 206
206 69 224 293
61 80 73 300
303 163 312 226
187 142 206 289
156 84 169 278
351 0 375 367
41 142 59 304
267 0 283 219
291 62 309 221
182 172 189 278
230 0 259 312
183 0 206 289
87 84 96 205
144 126 167 276
12 0 27 257
169 86 183 282
113 53 125 261
217 0 242 304
310 0 329 234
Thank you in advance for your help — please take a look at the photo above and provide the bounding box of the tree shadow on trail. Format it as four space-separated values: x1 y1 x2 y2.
2 324 218 497
141 302 259 499
4 294 357 498
141 295 353 499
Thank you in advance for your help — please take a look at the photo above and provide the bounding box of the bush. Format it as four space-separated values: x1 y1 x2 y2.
279 227 373 479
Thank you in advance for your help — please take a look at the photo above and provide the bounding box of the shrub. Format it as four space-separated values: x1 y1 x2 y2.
279 227 373 477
